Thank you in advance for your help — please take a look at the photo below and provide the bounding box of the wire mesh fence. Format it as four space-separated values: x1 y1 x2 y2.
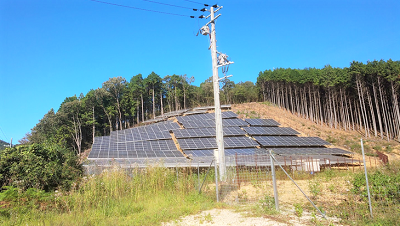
212 152 399 224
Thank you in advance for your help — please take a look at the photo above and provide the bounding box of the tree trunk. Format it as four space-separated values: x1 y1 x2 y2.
160 90 164 116
141 94 144 122
152 87 155 119
92 106 95 143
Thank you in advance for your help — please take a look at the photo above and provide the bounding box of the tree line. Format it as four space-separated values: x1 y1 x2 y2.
257 59 400 142
24 73 258 154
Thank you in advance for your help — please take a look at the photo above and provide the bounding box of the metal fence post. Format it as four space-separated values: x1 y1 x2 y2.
269 150 279 211
361 139 373 218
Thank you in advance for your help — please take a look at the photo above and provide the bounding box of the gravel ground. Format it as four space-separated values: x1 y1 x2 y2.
162 207 341 226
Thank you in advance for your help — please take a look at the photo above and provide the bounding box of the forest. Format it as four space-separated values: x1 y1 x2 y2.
22 59 400 155
23 73 258 154
257 59 400 142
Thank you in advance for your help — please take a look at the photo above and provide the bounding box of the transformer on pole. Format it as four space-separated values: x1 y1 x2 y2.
199 5 234 180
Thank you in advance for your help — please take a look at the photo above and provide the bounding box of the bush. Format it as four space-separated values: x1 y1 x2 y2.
0 144 82 191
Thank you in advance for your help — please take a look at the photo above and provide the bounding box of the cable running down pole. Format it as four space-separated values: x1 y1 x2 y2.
199 5 234 181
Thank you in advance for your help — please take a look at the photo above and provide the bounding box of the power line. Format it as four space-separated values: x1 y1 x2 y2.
182 0 209 6
140 0 199 11
90 0 196 18
0 126 8 142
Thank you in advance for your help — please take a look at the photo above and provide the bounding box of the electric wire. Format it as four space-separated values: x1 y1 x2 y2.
140 0 198 10
0 126 9 142
182 0 209 6
90 0 196 18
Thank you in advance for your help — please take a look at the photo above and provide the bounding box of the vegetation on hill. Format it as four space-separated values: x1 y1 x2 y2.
0 144 82 192
257 59 400 142
24 74 258 154
0 140 9 151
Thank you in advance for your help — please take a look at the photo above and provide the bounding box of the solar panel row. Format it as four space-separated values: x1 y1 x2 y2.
177 136 259 150
184 148 259 157
270 147 352 155
253 136 331 147
245 119 280 127
243 127 299 136
180 118 248 128
172 127 246 138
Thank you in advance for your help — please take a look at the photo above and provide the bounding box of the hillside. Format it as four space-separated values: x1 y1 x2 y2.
0 139 10 151
232 102 400 162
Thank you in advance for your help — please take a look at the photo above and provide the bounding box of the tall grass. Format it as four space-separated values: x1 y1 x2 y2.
0 164 218 225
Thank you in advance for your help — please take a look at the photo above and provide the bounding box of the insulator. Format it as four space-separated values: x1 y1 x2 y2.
200 25 210 36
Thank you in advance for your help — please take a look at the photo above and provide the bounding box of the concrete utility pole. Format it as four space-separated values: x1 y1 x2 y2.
200 5 234 180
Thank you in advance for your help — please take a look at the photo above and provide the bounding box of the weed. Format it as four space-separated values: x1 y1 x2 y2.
308 179 322 200
294 203 303 217
326 135 337 144
260 195 278 215
373 145 382 151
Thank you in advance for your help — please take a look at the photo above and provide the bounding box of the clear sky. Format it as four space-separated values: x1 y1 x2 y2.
0 0 399 144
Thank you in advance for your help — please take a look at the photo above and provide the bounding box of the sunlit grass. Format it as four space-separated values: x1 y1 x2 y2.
0 165 218 226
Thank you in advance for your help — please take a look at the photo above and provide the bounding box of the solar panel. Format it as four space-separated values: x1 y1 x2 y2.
243 127 299 136
178 136 259 150
222 118 249 127
173 127 247 138
180 120 215 128
253 136 331 147
178 137 216 150
221 111 238 118
245 119 280 127
184 148 258 157
269 147 352 155
224 136 259 148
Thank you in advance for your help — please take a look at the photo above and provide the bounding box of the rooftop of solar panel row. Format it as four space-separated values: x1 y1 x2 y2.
253 136 331 147
243 127 300 136
192 105 231 111
177 136 259 150
183 109 208 115
269 147 352 155
172 127 246 139
176 111 238 122
245 118 280 127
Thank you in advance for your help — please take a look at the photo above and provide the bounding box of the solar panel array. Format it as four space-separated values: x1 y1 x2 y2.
172 127 246 139
89 121 182 160
243 127 299 136
89 110 354 166
178 136 259 150
245 119 280 127
253 136 331 147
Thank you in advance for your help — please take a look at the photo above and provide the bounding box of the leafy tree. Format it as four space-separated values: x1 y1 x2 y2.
102 77 127 130
144 72 162 119
0 144 82 191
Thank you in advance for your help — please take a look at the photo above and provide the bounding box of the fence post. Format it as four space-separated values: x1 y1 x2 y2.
361 139 373 218
269 150 279 211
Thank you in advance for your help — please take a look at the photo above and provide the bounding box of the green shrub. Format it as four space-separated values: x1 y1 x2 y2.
0 144 82 191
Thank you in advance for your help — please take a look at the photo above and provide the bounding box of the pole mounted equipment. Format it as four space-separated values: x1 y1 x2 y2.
199 5 234 181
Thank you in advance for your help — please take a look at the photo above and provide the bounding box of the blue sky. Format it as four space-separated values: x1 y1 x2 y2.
0 0 399 144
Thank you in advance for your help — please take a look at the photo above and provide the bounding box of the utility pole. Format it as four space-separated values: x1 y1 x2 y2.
199 5 234 180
